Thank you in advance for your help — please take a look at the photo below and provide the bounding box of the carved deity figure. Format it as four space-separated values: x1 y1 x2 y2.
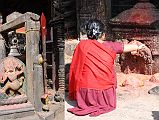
0 56 25 99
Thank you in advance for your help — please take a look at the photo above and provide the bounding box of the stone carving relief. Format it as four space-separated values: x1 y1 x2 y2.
0 56 27 105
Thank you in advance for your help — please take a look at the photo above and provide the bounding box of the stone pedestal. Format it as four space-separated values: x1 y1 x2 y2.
109 1 159 75
0 102 34 120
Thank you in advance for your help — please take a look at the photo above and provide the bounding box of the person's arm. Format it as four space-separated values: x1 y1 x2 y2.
123 43 145 53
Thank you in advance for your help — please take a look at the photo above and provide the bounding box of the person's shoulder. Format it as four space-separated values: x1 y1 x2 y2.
79 39 92 43
80 39 92 41
77 40 95 47
104 40 123 44
103 40 113 44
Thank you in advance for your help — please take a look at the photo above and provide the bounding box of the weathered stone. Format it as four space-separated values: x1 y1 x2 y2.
0 35 6 61
117 73 151 88
37 102 64 120
109 0 159 74
149 73 159 83
0 12 40 33
0 95 27 106
25 16 43 111
33 64 44 111
0 12 2 25
0 56 26 97
148 86 159 94
65 39 79 56
6 12 23 23
125 75 143 88
0 102 34 119
118 73 143 88
0 12 45 117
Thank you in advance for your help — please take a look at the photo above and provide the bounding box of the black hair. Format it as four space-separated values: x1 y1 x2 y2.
85 19 105 40
80 20 87 35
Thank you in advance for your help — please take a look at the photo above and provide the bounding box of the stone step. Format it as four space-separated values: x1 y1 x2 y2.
37 102 64 120
7 114 40 120
0 102 35 120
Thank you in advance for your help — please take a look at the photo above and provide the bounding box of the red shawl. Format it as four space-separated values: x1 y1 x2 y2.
69 40 116 100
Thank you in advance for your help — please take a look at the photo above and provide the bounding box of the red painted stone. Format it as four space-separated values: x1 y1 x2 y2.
110 0 159 74
149 73 159 83
110 1 159 26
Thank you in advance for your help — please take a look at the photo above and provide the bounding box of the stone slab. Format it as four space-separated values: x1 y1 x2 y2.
7 114 40 120
37 102 64 120
0 102 35 120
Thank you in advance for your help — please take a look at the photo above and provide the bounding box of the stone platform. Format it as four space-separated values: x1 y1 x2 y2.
37 102 64 120
4 101 64 120
0 102 34 120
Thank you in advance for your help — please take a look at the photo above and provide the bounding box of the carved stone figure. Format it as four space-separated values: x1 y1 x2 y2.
120 40 153 75
0 56 26 102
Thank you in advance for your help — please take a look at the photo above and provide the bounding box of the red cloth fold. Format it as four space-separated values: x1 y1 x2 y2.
69 40 116 100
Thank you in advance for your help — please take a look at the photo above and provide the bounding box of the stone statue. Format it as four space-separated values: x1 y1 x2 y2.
0 56 26 104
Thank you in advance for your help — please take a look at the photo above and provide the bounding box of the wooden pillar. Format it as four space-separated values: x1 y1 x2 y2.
25 18 44 111
51 27 56 90
104 0 113 40
57 19 65 93
51 18 65 93
104 0 111 20
76 0 80 39
50 0 65 94
50 0 56 90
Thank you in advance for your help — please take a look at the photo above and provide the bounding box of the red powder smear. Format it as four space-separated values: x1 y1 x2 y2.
110 2 159 25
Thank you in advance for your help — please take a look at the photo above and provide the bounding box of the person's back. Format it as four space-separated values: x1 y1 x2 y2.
68 19 146 117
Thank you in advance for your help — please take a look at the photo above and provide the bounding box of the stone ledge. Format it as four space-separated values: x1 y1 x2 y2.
37 102 64 120
0 102 35 119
